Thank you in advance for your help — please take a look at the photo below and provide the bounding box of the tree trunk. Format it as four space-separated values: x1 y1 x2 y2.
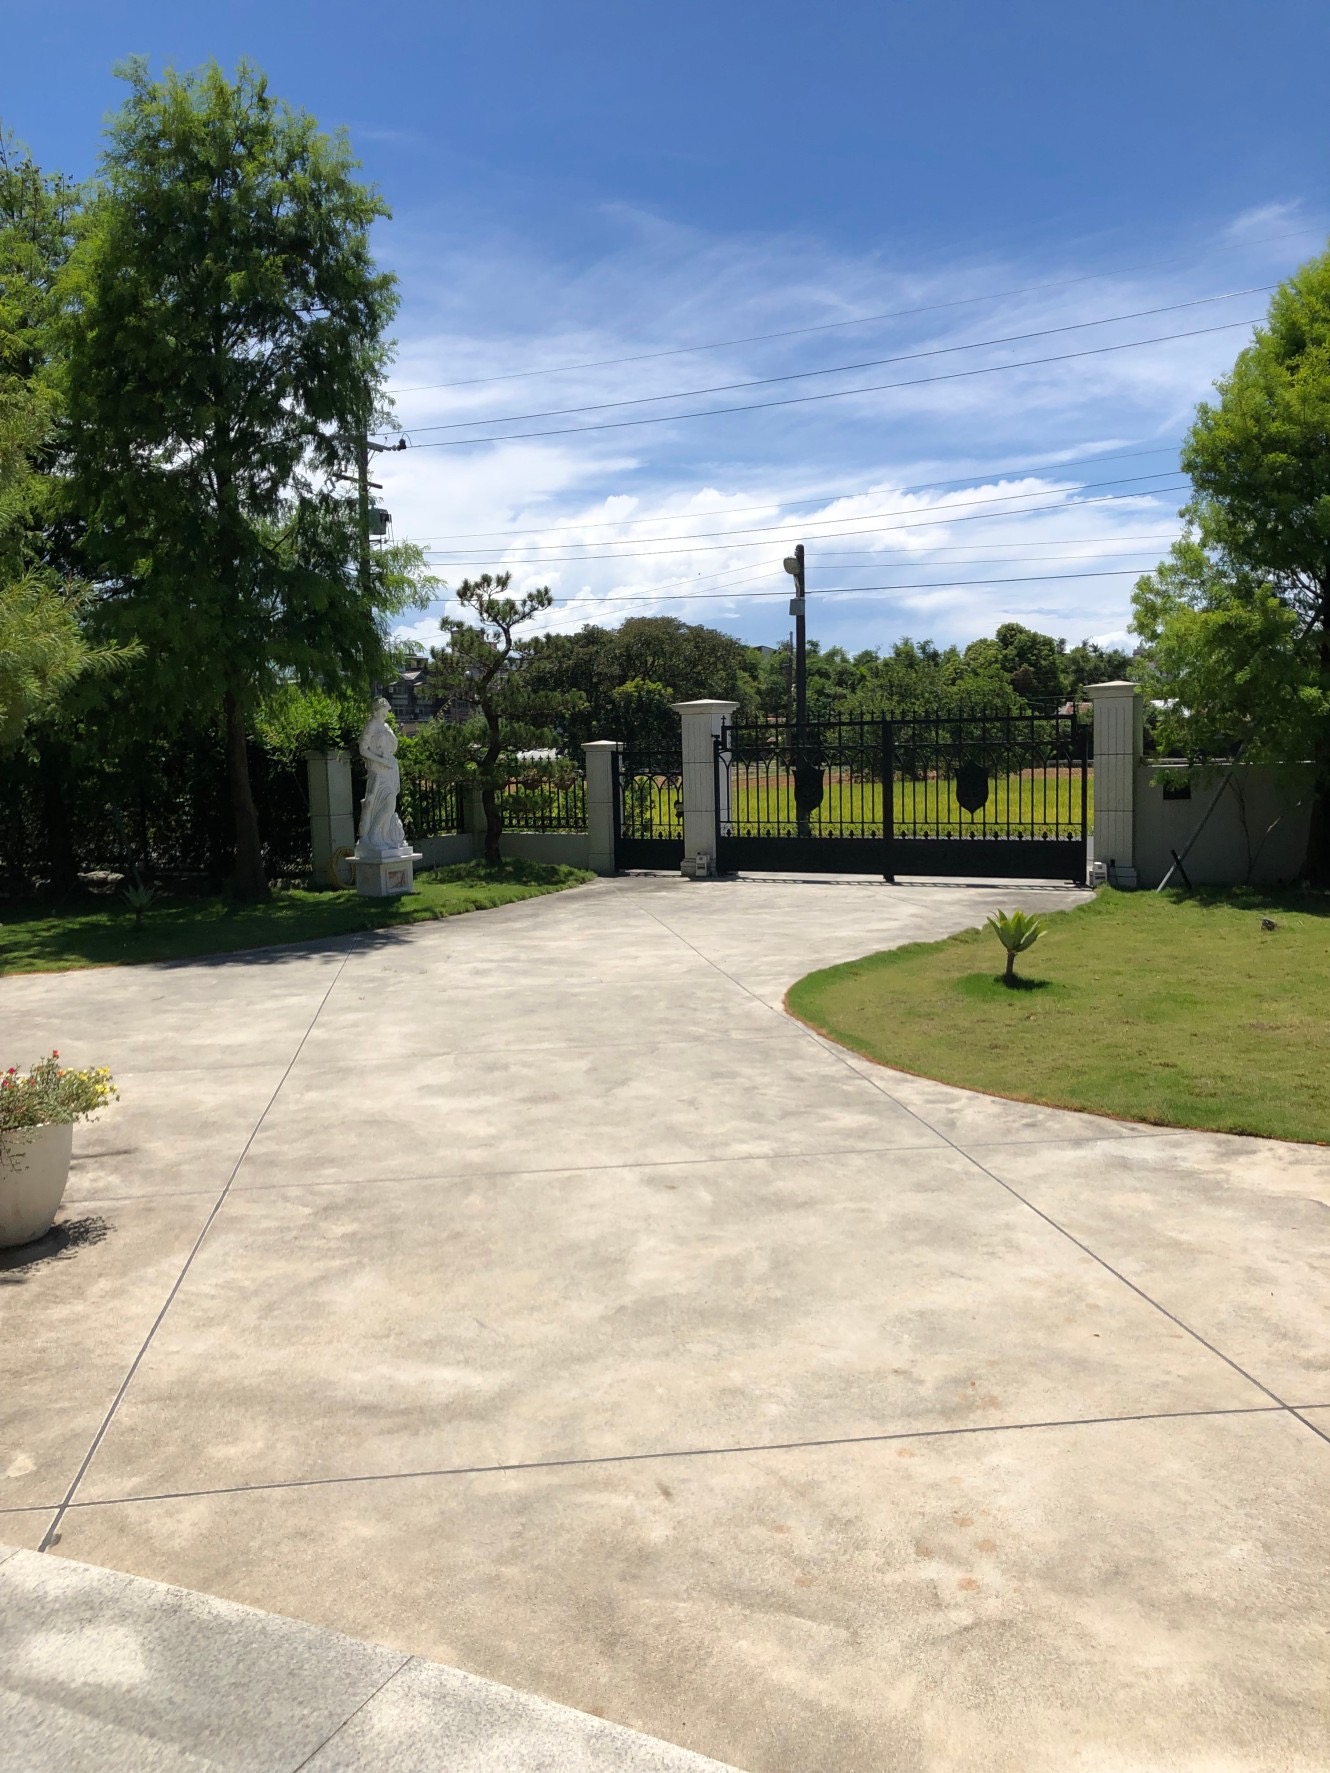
480 696 504 868
224 691 268 901
36 736 82 899
1004 949 1016 985
481 782 502 867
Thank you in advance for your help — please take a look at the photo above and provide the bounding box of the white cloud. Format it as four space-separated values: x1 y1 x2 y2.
371 197 1324 656
1222 200 1306 240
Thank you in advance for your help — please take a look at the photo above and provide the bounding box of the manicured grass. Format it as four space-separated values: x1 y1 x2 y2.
623 770 1093 840
786 887 1330 1144
0 859 595 975
727 769 1091 835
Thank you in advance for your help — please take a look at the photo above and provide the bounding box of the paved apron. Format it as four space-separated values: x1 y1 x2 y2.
2 876 1326 1773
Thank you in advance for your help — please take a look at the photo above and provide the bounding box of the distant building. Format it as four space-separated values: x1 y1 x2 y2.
377 656 472 731
378 656 439 731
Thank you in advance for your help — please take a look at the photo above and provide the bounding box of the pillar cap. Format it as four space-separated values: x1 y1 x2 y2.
1084 681 1140 697
671 698 739 715
582 739 624 752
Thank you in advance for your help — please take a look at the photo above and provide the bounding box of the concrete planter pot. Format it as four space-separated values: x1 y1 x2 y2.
0 1122 74 1248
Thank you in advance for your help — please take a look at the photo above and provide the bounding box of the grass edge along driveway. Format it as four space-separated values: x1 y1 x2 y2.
786 887 1329 1145
0 859 595 975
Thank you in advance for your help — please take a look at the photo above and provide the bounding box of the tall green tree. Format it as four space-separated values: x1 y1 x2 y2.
1057 637 1135 702
0 135 123 748
524 614 756 748
1132 247 1330 883
424 574 584 864
61 60 426 897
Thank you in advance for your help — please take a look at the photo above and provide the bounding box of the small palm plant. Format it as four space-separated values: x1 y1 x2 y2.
120 879 157 928
987 908 1044 986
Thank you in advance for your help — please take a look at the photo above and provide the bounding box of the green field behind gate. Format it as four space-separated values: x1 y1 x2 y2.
623 768 1094 838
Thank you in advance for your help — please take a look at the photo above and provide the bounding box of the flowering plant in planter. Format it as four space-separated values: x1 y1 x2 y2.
0 1054 118 1247
0 1051 118 1150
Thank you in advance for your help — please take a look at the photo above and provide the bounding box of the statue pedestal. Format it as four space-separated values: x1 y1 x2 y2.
353 842 423 898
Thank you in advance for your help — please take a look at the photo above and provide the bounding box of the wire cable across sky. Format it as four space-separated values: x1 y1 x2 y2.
385 226 1317 395
395 442 1184 546
431 563 1159 614
414 476 1190 563
387 286 1270 435
382 318 1259 450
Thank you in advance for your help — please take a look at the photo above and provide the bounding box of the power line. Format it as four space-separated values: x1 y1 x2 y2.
384 319 1258 450
395 442 1183 546
793 532 1183 555
414 471 1186 556
434 561 784 608
386 225 1318 395
388 288 1271 435
431 544 1173 605
801 547 1170 566
416 476 1189 563
442 565 1151 611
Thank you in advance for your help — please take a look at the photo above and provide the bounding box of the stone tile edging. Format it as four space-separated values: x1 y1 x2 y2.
0 1544 746 1772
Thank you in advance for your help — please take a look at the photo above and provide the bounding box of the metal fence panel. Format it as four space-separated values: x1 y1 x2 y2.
716 712 1087 881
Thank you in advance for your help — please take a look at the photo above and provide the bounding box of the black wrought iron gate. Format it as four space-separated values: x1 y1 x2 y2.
613 741 685 870
715 712 1088 882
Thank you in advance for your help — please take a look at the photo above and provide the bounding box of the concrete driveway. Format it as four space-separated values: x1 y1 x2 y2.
2 874 1327 1773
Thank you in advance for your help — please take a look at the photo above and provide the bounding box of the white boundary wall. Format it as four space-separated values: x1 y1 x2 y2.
1087 683 1312 887
308 749 609 881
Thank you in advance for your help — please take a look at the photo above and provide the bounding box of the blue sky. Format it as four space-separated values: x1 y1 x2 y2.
6 1 1329 654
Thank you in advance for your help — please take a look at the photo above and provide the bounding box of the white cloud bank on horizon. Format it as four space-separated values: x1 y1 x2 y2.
368 198 1326 658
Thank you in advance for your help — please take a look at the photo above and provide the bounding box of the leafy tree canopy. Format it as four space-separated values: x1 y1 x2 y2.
422 574 585 863
523 614 756 749
1132 245 1330 882
0 134 128 749
61 59 433 894
513 609 1134 743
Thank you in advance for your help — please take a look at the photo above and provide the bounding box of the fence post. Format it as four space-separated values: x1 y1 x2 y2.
672 699 738 878
1086 681 1142 888
582 740 621 875
305 749 355 886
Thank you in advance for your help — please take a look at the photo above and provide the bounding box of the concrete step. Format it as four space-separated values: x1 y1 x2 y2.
0 1544 746 1772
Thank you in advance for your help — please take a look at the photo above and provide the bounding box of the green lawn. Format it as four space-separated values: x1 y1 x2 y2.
786 887 1330 1144
624 768 1093 841
0 859 594 975
727 769 1091 836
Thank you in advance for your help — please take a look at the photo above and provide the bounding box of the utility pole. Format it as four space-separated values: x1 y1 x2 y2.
339 431 406 600
784 543 807 729
783 543 823 837
355 428 372 602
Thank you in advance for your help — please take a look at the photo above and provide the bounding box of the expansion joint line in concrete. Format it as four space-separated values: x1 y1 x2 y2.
36 938 366 1554
290 1655 411 1772
0 1402 1299 1518
636 900 1330 1455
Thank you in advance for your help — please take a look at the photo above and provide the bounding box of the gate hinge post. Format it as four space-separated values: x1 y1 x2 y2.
672 700 737 879
582 740 622 875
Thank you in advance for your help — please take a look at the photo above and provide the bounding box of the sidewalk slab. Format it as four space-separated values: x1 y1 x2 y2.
0 1545 743 1773
4 875 1327 1772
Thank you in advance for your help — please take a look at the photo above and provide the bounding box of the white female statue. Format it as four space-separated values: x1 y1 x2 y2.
356 697 407 854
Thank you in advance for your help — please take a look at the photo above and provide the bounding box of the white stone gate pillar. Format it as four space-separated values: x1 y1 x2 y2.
582 740 621 875
672 699 737 879
305 749 355 885
1087 680 1143 888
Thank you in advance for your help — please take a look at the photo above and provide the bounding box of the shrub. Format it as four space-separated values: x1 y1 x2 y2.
986 908 1044 985
1 1051 118 1161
